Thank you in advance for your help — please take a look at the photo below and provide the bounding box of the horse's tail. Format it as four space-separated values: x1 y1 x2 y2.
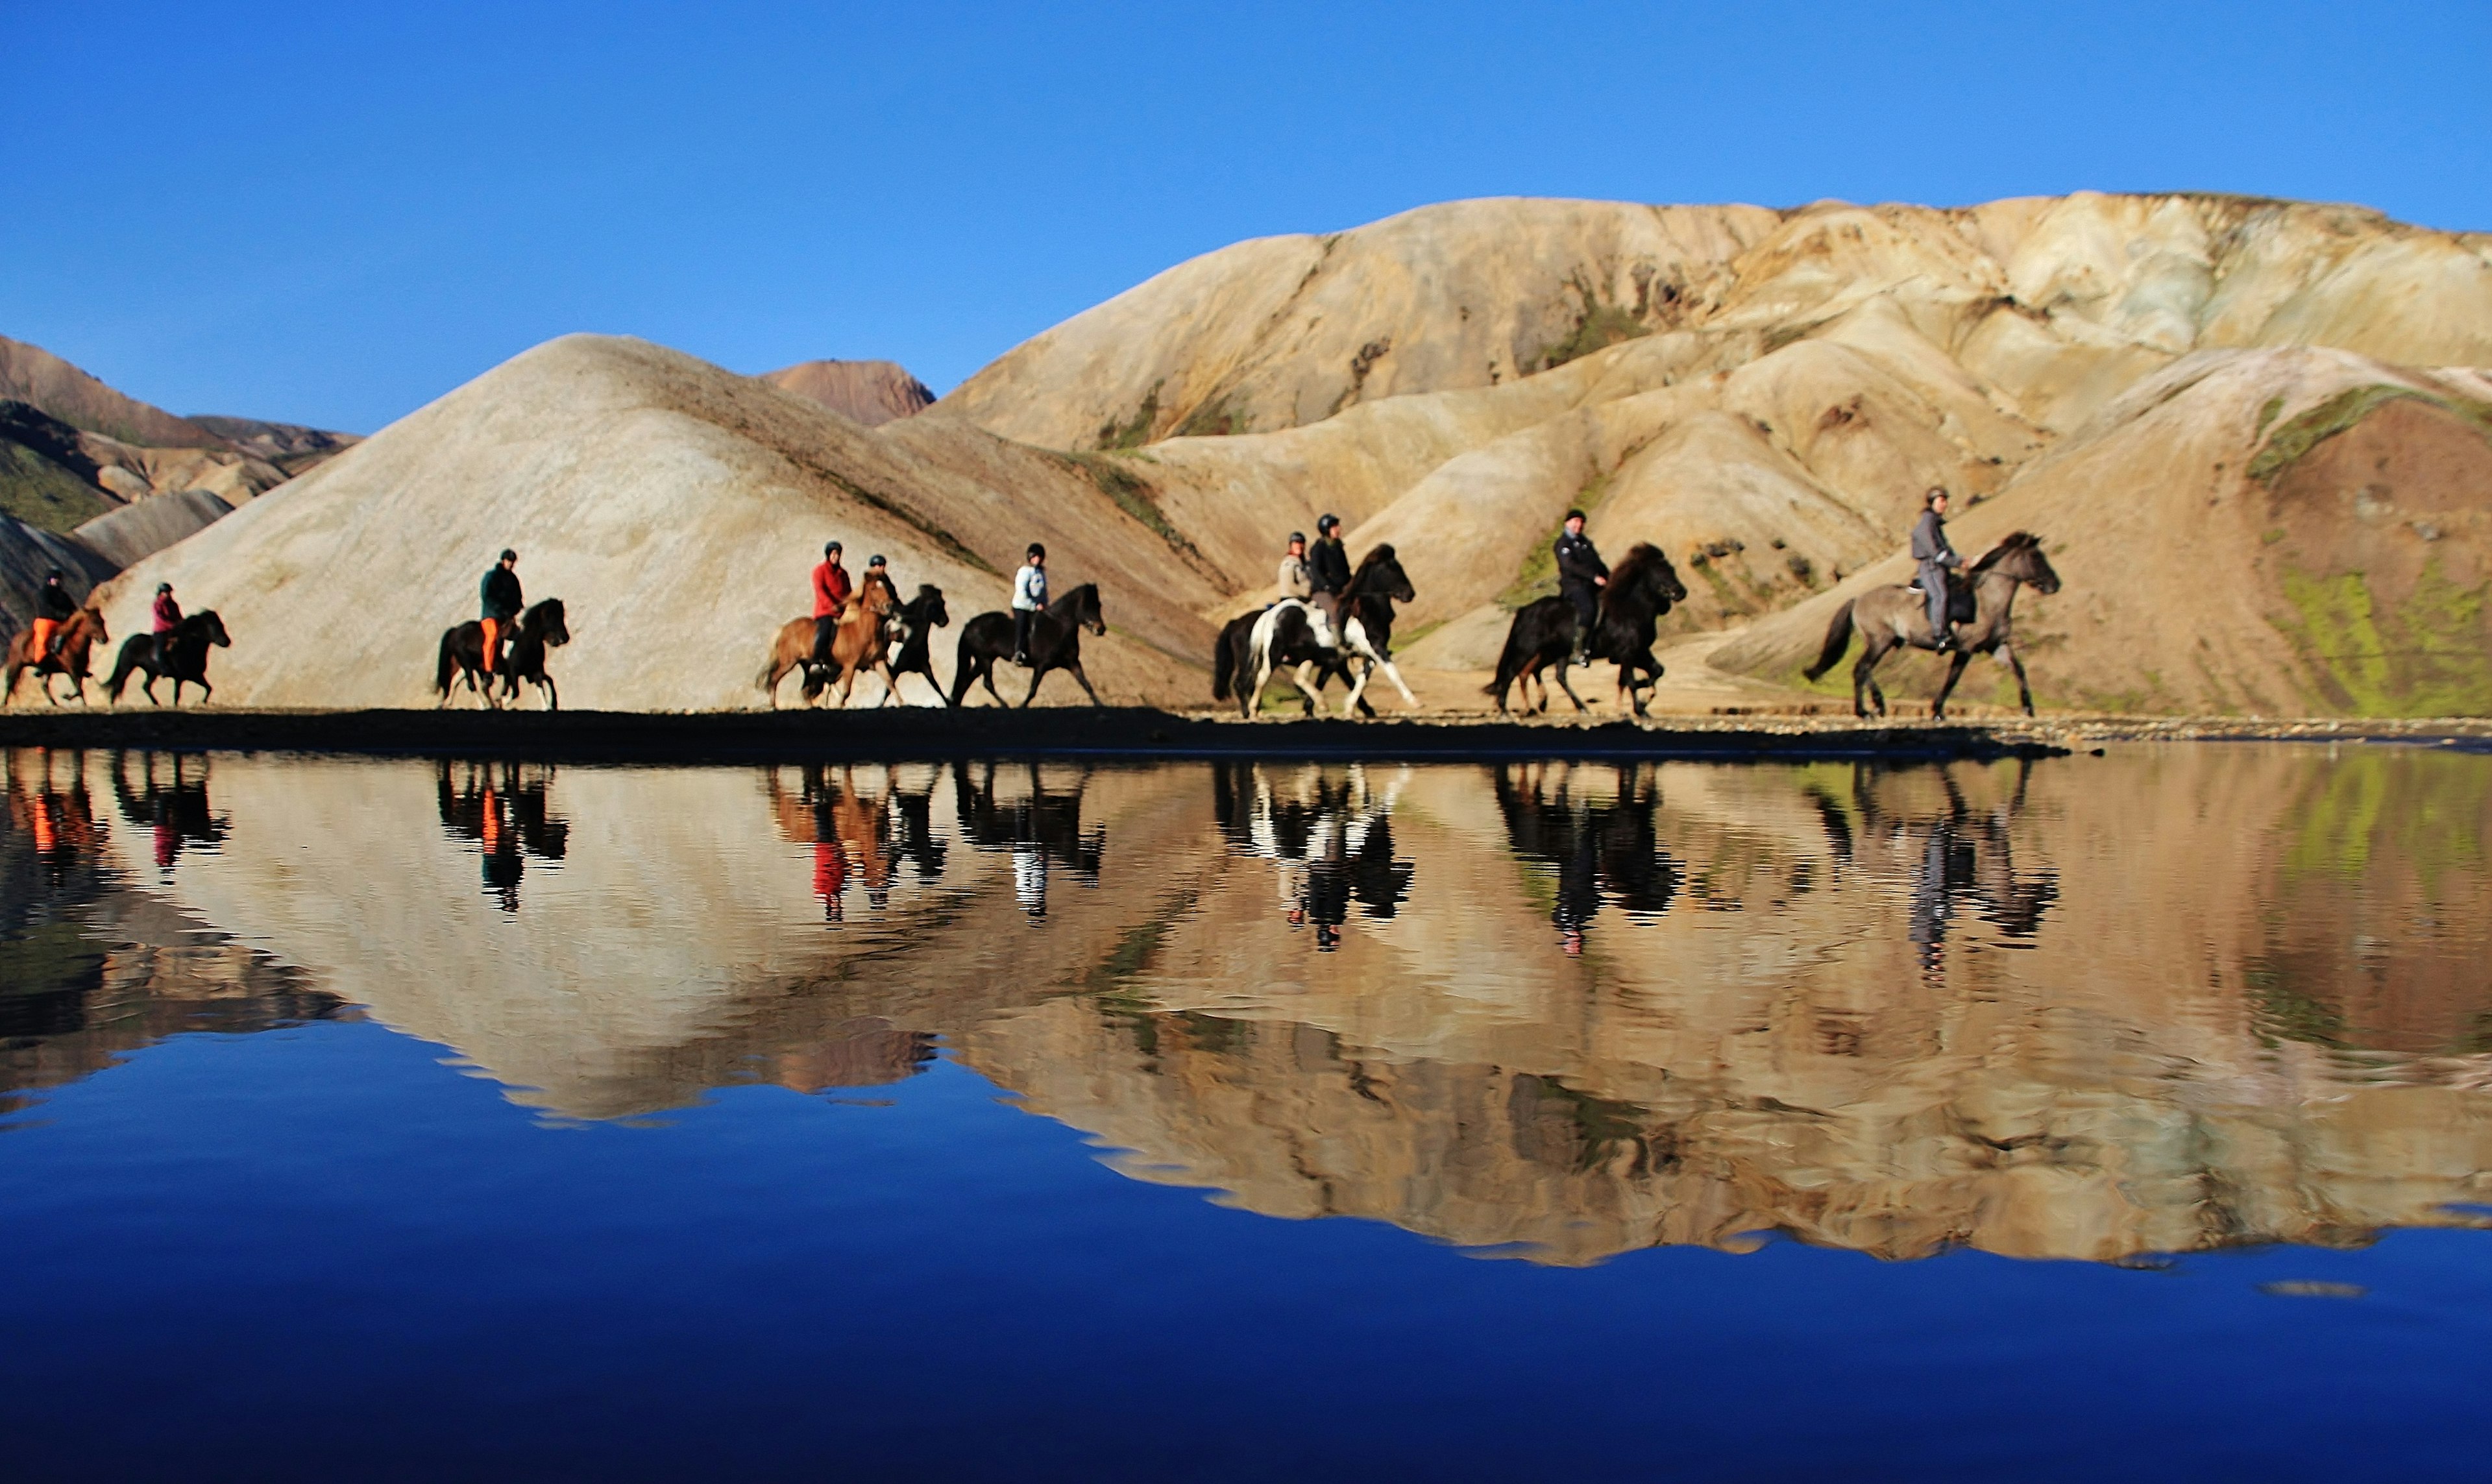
1484 614 1532 699
1803 600 1857 682
104 641 134 701
435 629 456 696
1212 623 1238 701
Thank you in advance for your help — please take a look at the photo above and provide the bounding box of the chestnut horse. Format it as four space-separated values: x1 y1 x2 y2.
5 606 110 706
758 579 895 709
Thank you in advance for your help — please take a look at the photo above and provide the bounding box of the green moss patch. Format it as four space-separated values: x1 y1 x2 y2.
0 439 110 532
2251 384 2492 483
1532 274 1654 372
1094 382 1162 451
2276 557 2492 717
1060 451 1205 564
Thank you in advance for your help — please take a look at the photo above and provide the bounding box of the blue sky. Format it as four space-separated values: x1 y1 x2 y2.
5 0 2486 433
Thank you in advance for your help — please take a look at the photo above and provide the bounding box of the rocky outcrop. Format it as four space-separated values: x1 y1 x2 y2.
760 359 935 426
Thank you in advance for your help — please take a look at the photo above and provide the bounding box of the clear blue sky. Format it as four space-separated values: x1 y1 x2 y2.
6 0 2486 433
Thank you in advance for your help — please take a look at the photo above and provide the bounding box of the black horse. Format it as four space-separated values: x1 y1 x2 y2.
1487 543 1687 718
883 583 952 707
951 583 1107 707
435 598 571 710
104 611 231 706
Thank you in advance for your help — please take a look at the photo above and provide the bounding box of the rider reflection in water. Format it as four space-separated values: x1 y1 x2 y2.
953 762 1103 925
1493 762 1680 955
436 762 568 913
1213 762 1412 951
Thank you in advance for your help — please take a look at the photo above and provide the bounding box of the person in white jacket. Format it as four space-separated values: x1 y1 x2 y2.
1011 543 1048 665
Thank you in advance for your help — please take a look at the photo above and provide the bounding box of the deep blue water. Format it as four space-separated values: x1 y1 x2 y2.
5 748 2491 1479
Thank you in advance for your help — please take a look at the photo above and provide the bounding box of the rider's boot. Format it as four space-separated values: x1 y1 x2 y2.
1569 631 1589 667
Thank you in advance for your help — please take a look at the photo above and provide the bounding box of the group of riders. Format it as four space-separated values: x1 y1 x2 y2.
16 476 2030 717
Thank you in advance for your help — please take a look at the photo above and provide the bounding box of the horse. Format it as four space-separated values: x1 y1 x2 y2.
1803 531 2061 719
881 584 951 707
757 579 896 709
1214 600 1334 718
1487 543 1689 717
435 598 570 710
951 583 1108 707
1310 544 1419 717
104 611 231 706
4 606 109 706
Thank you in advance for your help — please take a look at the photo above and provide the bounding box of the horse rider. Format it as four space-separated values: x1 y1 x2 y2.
863 553 898 607
811 540 853 672
1277 531 1312 601
1555 509 1608 664
1911 487 1965 651
1011 542 1047 665
1308 514 1352 638
480 549 523 674
29 568 77 666
151 583 182 671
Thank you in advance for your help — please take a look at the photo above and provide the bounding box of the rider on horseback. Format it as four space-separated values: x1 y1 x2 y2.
30 569 77 666
1308 515 1350 642
1278 532 1311 601
811 540 853 674
151 583 182 672
480 550 522 674
1555 511 1607 665
1011 544 1047 665
1911 488 1964 651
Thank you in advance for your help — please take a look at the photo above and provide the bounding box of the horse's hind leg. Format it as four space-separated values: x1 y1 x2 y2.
1851 649 1877 719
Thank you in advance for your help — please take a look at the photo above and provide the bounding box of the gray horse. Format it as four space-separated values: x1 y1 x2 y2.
1803 531 2060 719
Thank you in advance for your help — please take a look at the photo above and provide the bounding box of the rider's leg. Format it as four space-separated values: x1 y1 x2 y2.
1922 568 1951 651
1012 609 1034 664
1566 587 1597 664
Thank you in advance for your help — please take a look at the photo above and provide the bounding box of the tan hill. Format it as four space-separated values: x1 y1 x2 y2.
759 359 934 426
187 416 363 476
925 193 2492 714
95 334 1221 710
0 334 225 448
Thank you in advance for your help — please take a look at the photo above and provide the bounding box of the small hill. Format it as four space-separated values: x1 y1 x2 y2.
0 334 225 448
188 416 363 475
97 335 1221 710
759 359 935 426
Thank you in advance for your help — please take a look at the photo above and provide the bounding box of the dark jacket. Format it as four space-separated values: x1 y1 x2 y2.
480 565 524 622
37 581 77 621
1309 537 1352 596
1910 511 1960 570
1554 529 1608 592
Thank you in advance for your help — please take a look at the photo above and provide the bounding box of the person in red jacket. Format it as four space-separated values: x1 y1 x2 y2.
150 583 182 672
810 541 852 672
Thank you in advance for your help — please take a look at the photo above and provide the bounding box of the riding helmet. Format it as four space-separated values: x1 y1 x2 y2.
1317 513 1339 533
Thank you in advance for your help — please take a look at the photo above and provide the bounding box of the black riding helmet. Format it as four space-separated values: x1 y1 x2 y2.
1317 514 1339 534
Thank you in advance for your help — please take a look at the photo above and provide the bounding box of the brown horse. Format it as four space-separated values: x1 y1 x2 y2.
5 607 109 706
1803 531 2061 719
757 580 895 709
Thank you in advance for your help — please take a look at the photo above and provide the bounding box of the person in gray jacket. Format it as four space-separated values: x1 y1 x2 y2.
1911 487 1964 651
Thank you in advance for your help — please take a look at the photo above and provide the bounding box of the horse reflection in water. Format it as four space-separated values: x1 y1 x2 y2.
1212 762 1413 949
764 764 948 923
954 762 1103 923
109 752 226 873
5 749 104 899
1493 762 1681 955
1811 759 2058 982
435 761 569 912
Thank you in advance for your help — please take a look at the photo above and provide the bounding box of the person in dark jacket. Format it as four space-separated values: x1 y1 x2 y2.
1307 513 1352 636
1910 487 1964 651
480 550 523 674
29 568 77 664
1554 510 1608 664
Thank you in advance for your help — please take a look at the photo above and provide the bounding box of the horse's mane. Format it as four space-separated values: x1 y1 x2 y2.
1048 581 1097 609
1345 544 1400 601
1608 542 1668 587
1970 531 2038 575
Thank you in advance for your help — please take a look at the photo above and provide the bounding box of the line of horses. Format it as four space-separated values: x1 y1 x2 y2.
6 529 2058 720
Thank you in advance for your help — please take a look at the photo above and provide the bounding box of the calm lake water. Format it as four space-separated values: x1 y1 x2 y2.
5 744 2491 1480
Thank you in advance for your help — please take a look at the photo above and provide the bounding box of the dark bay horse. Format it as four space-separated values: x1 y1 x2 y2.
1487 543 1687 717
951 583 1108 707
1803 531 2060 719
882 584 951 706
4 606 108 706
105 610 231 705
436 598 570 710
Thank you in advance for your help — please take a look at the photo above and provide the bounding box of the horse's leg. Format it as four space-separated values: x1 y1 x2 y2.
1999 645 2035 716
1379 658 1417 707
1290 661 1321 716
1554 660 1589 714
1341 659 1372 718
197 676 214 705
1932 650 1973 721
979 659 1007 707
1020 661 1047 708
1851 643 1876 719
1068 660 1105 707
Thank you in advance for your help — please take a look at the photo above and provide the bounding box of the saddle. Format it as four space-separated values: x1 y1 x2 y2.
1908 572 1976 624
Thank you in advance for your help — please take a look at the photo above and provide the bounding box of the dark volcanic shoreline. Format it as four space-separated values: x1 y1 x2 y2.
0 706 2071 764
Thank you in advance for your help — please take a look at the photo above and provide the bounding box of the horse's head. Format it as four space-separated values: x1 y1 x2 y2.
915 584 950 629
1354 544 1416 605
1977 533 2060 595
76 607 108 644
863 581 896 617
528 598 572 646
199 611 232 648
1613 544 1688 611
1074 583 1106 635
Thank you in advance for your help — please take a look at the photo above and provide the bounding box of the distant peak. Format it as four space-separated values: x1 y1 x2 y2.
761 359 935 426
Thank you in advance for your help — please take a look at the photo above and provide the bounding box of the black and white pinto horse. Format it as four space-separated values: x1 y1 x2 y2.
104 610 232 706
435 598 571 710
1215 544 1418 718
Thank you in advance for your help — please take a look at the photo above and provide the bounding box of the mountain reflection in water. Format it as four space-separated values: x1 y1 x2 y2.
6 744 2492 1265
